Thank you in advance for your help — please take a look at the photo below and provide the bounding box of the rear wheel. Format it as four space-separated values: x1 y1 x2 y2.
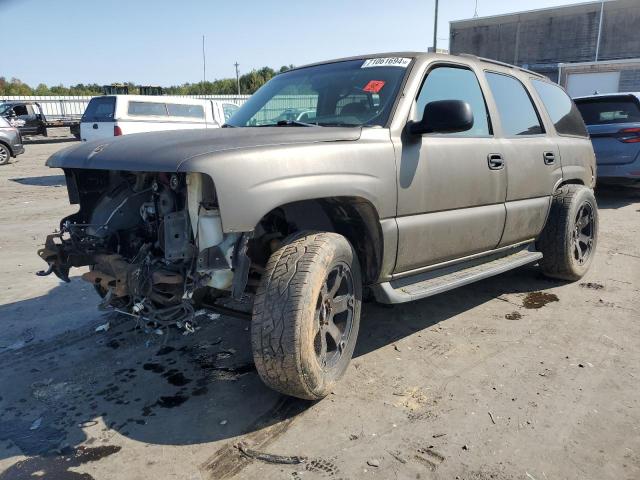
537 185 598 281
251 232 362 400
0 144 11 165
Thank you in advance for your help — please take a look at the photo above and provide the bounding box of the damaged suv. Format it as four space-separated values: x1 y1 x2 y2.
38 53 598 400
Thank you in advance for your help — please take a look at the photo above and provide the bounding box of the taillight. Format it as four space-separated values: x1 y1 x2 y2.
618 127 640 143
114 125 123 136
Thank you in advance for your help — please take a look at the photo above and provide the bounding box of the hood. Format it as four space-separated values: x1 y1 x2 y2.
47 127 362 171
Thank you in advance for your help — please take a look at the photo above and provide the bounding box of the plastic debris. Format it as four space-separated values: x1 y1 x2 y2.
95 322 110 333
30 418 42 430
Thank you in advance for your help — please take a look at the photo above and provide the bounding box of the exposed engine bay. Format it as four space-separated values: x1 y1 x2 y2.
37 169 252 331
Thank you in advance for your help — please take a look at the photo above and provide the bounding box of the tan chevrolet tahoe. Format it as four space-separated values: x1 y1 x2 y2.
38 52 598 399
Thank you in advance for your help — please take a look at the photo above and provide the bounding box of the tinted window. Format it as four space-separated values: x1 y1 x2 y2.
82 97 115 122
128 102 167 116
415 66 490 136
532 80 588 136
166 103 204 118
222 103 239 122
486 72 543 136
574 96 640 125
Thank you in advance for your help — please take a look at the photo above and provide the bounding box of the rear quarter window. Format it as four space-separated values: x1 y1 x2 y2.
574 96 640 125
532 80 588 137
82 97 116 122
166 103 205 119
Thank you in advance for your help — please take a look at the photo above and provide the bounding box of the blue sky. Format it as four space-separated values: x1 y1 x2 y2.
1 0 592 86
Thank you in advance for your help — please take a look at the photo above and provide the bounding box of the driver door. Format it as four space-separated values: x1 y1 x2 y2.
394 63 507 273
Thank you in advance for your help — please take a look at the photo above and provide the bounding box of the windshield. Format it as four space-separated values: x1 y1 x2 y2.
0 104 14 116
227 58 412 127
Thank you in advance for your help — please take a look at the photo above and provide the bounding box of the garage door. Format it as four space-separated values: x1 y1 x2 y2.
566 71 620 97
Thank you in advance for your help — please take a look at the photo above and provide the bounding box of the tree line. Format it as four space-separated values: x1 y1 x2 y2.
0 65 293 97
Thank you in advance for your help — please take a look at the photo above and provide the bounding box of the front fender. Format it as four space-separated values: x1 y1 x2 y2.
180 131 397 233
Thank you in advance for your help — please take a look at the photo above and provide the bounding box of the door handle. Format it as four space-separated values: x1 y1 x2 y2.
543 151 556 165
93 123 98 129
487 153 504 170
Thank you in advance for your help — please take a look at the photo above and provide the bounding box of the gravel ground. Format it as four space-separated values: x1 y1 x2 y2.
0 131 639 480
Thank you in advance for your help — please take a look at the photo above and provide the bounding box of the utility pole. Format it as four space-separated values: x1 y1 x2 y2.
202 35 206 85
474 0 479 17
234 62 241 95
432 0 439 51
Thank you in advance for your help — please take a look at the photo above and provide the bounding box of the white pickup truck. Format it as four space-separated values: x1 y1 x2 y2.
80 95 239 142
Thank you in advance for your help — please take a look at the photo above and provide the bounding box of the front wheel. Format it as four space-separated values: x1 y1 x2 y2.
537 185 598 281
0 144 11 165
251 232 362 400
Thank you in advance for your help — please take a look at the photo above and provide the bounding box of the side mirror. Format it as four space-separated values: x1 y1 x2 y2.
8 110 17 118
409 99 474 135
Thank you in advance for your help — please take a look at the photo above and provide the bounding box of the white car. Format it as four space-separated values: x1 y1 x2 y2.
80 95 239 142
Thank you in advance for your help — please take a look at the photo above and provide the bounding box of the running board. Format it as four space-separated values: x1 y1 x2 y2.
372 248 543 304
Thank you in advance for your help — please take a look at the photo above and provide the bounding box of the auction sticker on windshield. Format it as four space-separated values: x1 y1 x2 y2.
361 57 411 68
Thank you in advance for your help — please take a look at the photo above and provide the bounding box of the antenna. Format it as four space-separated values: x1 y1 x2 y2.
202 35 206 86
474 0 479 17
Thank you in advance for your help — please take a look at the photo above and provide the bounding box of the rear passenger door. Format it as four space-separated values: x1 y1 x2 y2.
484 72 562 247
395 64 507 272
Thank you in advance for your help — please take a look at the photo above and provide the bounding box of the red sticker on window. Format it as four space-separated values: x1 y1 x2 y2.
363 80 385 93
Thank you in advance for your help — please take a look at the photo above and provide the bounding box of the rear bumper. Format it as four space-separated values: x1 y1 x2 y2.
597 156 640 182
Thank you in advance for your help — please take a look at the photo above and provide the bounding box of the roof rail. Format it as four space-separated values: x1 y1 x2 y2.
456 53 545 78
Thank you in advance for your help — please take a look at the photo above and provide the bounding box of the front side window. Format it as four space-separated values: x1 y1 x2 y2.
574 96 640 125
414 66 491 136
485 72 543 136
227 58 411 127
532 80 588 137
222 103 239 122
166 103 204 119
128 102 168 117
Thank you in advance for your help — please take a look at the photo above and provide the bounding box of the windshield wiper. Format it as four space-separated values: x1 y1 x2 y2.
275 120 318 127
221 123 237 128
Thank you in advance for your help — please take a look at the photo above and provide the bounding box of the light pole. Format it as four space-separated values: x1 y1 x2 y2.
234 62 241 95
202 35 206 86
432 0 439 51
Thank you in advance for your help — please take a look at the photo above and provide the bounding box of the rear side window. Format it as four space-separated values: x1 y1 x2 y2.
485 72 543 136
166 103 204 119
128 102 168 116
532 80 588 136
415 66 491 136
574 96 640 125
82 97 115 122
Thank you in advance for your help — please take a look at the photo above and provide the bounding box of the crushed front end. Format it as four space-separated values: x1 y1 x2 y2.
37 169 249 330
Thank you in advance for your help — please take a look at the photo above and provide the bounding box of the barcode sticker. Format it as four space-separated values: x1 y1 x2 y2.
361 57 411 68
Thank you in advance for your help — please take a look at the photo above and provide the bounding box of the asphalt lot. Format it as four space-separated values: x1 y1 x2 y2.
0 130 639 480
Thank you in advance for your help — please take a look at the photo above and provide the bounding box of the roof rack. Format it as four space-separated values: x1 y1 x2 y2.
456 54 545 78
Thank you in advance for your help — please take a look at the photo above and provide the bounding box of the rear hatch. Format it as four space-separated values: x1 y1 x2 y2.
575 95 640 166
80 96 116 142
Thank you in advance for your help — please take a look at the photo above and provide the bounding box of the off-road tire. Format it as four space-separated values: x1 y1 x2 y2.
251 232 362 400
537 185 598 281
0 143 11 165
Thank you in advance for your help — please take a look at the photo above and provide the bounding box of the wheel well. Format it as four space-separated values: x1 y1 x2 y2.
556 179 584 191
250 197 383 284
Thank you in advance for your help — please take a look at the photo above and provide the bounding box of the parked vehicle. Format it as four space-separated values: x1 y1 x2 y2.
0 101 80 138
37 52 598 400
0 116 25 165
574 93 640 186
80 95 238 142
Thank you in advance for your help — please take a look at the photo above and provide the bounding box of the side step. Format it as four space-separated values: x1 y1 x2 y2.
372 248 543 304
